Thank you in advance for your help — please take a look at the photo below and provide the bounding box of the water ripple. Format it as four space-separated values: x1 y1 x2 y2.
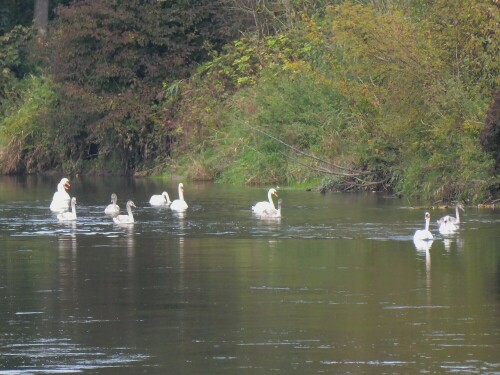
0 338 149 374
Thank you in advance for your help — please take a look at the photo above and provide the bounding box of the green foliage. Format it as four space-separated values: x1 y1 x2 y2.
480 89 500 172
196 34 303 93
170 1 498 203
1 0 497 203
428 0 499 95
28 0 243 174
0 25 33 100
0 75 56 173
0 0 69 35
0 1 34 34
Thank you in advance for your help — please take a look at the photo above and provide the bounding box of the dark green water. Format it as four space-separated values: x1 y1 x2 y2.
1 176 499 374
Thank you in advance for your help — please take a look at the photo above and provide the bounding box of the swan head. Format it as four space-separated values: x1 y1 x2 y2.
127 200 136 208
270 188 278 197
111 193 117 202
179 183 184 192
60 178 70 190
457 203 465 211
424 212 430 220
71 197 77 205
277 198 283 208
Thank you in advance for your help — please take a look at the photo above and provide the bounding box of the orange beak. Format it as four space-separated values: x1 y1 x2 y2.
65 181 71 190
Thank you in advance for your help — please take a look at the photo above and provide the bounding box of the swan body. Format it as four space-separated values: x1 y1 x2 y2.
104 193 120 216
149 191 171 206
438 217 458 234
413 212 434 241
252 188 278 214
437 204 464 234
170 183 188 211
259 199 283 218
50 178 71 213
57 197 77 221
113 200 136 224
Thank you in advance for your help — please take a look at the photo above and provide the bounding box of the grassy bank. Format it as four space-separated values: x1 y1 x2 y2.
1 1 499 204
165 2 499 203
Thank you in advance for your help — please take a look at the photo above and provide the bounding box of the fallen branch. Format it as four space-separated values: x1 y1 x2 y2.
277 150 388 188
252 126 373 176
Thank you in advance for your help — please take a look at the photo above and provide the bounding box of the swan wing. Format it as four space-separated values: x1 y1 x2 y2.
57 212 76 221
104 204 120 216
170 199 188 211
439 221 458 234
252 201 273 214
50 191 71 213
413 229 433 241
259 205 281 217
149 195 164 205
113 215 133 224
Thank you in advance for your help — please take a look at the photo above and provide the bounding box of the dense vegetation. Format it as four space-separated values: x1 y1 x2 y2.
0 0 499 203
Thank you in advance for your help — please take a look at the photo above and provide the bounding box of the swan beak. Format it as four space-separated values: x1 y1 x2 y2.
274 191 278 197
65 181 71 189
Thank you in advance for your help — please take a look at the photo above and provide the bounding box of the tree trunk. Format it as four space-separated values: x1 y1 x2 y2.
34 0 49 35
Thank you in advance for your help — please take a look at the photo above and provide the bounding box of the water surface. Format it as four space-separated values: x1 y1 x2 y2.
1 176 499 374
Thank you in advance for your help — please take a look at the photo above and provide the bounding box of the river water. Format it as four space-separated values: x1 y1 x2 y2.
0 176 499 374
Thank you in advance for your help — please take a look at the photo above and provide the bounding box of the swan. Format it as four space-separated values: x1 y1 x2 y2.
252 188 278 214
57 197 77 221
259 198 283 218
50 178 71 213
113 200 136 224
437 204 464 233
413 211 434 241
149 191 171 206
170 183 188 211
104 193 120 216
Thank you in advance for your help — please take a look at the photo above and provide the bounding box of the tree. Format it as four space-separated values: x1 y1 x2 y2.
34 0 48 35
480 89 500 172
43 0 245 173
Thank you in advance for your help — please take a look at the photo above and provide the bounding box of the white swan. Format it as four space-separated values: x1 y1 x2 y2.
50 178 71 213
113 200 136 224
170 183 188 211
104 193 120 216
437 204 464 234
259 198 283 218
149 191 171 206
57 197 77 221
413 212 434 241
252 188 278 214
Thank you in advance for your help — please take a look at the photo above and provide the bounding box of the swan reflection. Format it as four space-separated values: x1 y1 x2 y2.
114 223 135 257
413 238 434 252
414 238 433 289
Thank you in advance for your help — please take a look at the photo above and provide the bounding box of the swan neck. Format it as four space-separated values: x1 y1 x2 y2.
455 206 460 223
425 218 430 231
179 187 184 201
268 190 276 209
